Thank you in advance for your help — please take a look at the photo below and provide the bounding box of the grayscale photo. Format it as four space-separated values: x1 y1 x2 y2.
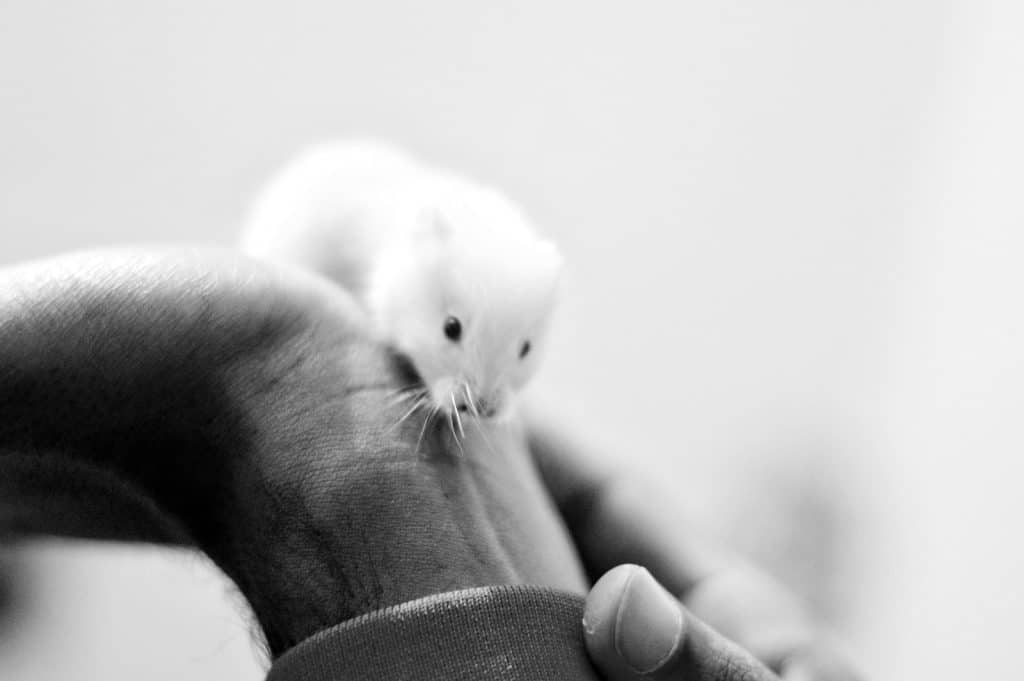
1 2 1021 680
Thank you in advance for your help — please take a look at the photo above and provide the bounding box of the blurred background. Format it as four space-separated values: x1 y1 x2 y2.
1 1 1022 679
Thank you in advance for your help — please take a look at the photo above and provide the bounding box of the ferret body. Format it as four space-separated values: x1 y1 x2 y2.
242 140 563 420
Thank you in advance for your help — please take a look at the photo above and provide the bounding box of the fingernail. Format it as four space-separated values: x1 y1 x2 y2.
613 567 684 674
583 565 636 636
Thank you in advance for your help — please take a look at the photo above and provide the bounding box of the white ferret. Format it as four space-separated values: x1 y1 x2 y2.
242 141 563 421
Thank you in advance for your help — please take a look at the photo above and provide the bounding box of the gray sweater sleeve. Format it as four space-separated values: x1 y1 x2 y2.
266 586 601 681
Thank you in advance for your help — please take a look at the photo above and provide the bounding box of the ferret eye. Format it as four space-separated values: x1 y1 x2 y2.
519 340 531 359
443 316 463 342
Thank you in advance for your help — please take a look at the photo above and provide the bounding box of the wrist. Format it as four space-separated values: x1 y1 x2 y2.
224 402 589 656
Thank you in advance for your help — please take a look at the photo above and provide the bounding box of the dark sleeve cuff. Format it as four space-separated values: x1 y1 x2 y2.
266 585 601 681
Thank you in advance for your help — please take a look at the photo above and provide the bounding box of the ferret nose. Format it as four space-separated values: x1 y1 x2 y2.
475 398 498 418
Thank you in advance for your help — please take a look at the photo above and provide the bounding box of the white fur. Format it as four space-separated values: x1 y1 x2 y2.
242 140 562 419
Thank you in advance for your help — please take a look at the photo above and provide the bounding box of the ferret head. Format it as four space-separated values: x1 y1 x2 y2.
371 205 563 420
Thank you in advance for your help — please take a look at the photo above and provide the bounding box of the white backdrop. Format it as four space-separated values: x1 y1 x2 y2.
1 1 1020 679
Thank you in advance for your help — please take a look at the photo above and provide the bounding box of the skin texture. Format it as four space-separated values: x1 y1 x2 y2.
0 249 584 655
0 248 861 679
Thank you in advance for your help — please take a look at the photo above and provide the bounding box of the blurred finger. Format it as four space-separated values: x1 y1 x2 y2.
584 564 778 680
779 646 865 681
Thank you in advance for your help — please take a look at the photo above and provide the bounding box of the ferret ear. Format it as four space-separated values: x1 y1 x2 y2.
416 207 453 244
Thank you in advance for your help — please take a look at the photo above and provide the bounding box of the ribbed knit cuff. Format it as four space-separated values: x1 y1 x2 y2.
266 585 598 681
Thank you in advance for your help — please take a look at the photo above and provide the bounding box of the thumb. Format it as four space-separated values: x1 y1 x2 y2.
583 564 779 680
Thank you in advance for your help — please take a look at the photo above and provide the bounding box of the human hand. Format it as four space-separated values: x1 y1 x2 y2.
581 565 862 681
584 564 776 680
530 425 864 681
0 247 863 680
0 248 587 656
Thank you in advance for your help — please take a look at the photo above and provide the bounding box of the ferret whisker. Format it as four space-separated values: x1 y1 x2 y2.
387 387 424 408
464 384 480 418
391 395 426 431
448 412 466 457
450 393 466 438
414 404 438 458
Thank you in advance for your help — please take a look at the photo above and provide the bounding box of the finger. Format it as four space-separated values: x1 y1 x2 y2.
529 418 850 677
526 415 729 596
584 564 778 680
779 646 865 681
686 571 866 681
